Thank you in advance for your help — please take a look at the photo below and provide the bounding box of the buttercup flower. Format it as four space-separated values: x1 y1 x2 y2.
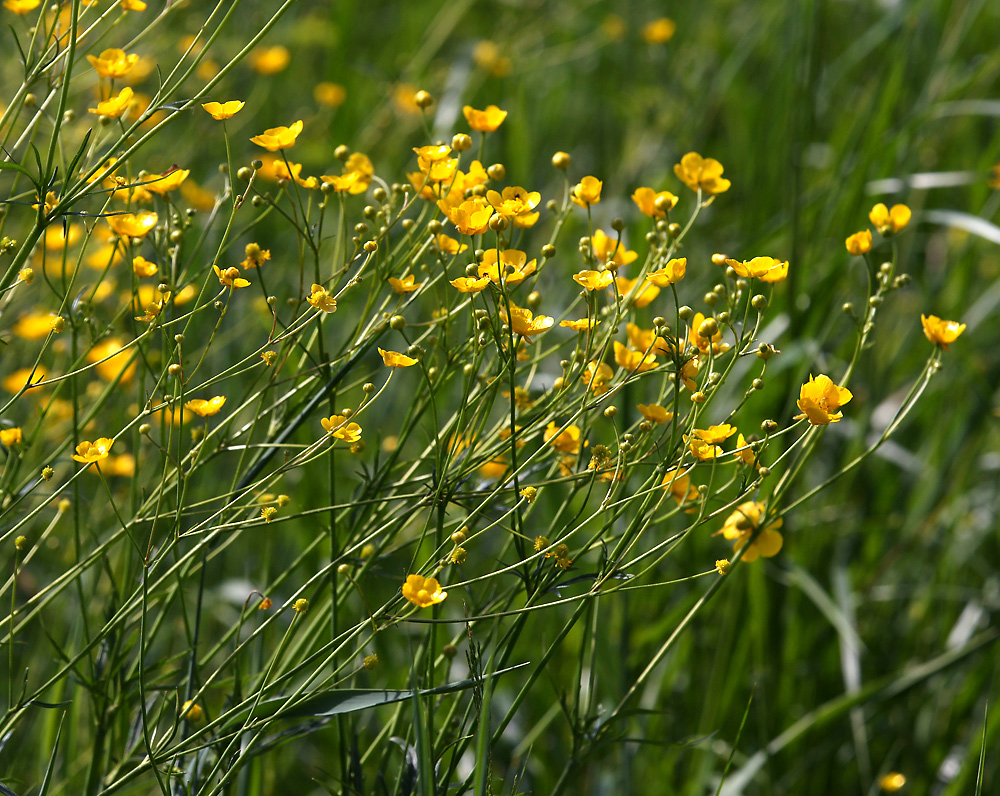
250 45 290 75
306 284 337 311
185 396 226 417
613 341 657 372
591 229 638 268
447 196 493 235
478 249 536 285
795 374 853 425
632 186 678 217
869 203 911 235
250 120 303 151
321 415 362 443
215 265 250 289
0 427 23 447
3 0 41 13
570 176 603 208
725 256 788 283
688 437 724 460
582 360 613 395
436 234 467 255
89 87 134 118
107 210 157 238
486 186 540 218
388 274 422 293
560 318 597 331
72 437 114 464
661 467 698 506
693 423 737 444
637 403 673 424
920 314 965 350
402 574 447 608
502 304 554 341
845 230 872 255
379 348 418 368
615 276 659 307
646 258 687 286
144 168 189 194
201 100 246 122
450 276 490 293
719 501 783 562
131 256 157 276
545 422 583 454
463 104 507 132
314 82 346 107
573 270 614 291
241 243 270 269
674 152 731 195
87 48 140 78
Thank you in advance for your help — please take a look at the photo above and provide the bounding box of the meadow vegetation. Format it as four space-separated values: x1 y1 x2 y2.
1 1 998 795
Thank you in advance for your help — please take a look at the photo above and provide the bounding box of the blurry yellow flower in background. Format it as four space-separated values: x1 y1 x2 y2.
119 0 147 10
87 48 139 78
240 243 270 269
72 437 114 464
314 82 346 108
920 314 965 350
545 422 583 454
642 17 676 44
719 501 783 562
402 574 447 608
869 203 911 235
321 415 362 442
570 175 602 208
0 427 23 447
845 230 872 255
472 40 512 77
435 234 467 255
2 367 48 393
186 396 226 417
463 104 507 132
388 274 422 293
88 338 136 383
795 374 852 425
89 86 133 118
591 229 637 268
661 467 698 506
202 100 244 120
3 0 41 13
250 120 303 151
582 360 613 395
674 152 731 195
250 45 290 75
637 403 672 424
632 186 678 217
615 275 659 307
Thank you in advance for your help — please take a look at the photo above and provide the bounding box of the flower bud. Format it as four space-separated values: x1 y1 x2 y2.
551 151 571 169
414 90 433 108
751 294 767 311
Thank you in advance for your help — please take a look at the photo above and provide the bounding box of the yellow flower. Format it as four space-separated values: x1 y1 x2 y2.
12 312 57 340
240 243 271 269
107 210 157 238
615 276 660 307
573 270 614 291
321 415 362 443
181 700 203 723
560 317 597 331
250 45 290 75
307 284 337 312
845 230 872 255
646 258 687 286
545 422 583 454
718 501 783 562
724 256 788 283
435 233 467 255
0 427 23 447
119 0 147 10
632 186 678 217
642 17 676 44
202 100 244 120
869 203 911 236
89 86 134 118
674 151 731 195
72 437 114 464
388 274 422 294
613 341 657 372
185 396 226 417
214 265 250 289
447 196 493 235
795 373 853 425
733 433 757 467
450 276 490 293
878 773 906 792
637 403 673 424
920 314 965 350
293 598 309 614
132 256 157 277
314 81 346 108
463 104 508 132
250 120 303 151
688 312 729 354
88 338 135 383
144 168 189 194
402 574 447 608
570 175 603 208
472 40 511 77
3 0 41 13
478 248 537 285
582 360 613 395
87 48 139 78
661 467 698 506
687 437 724 460
272 160 318 189
486 186 540 218
694 423 737 444
379 348 418 368
591 229 638 268
716 559 731 575
520 486 537 503
502 304 554 341
2 367 47 393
